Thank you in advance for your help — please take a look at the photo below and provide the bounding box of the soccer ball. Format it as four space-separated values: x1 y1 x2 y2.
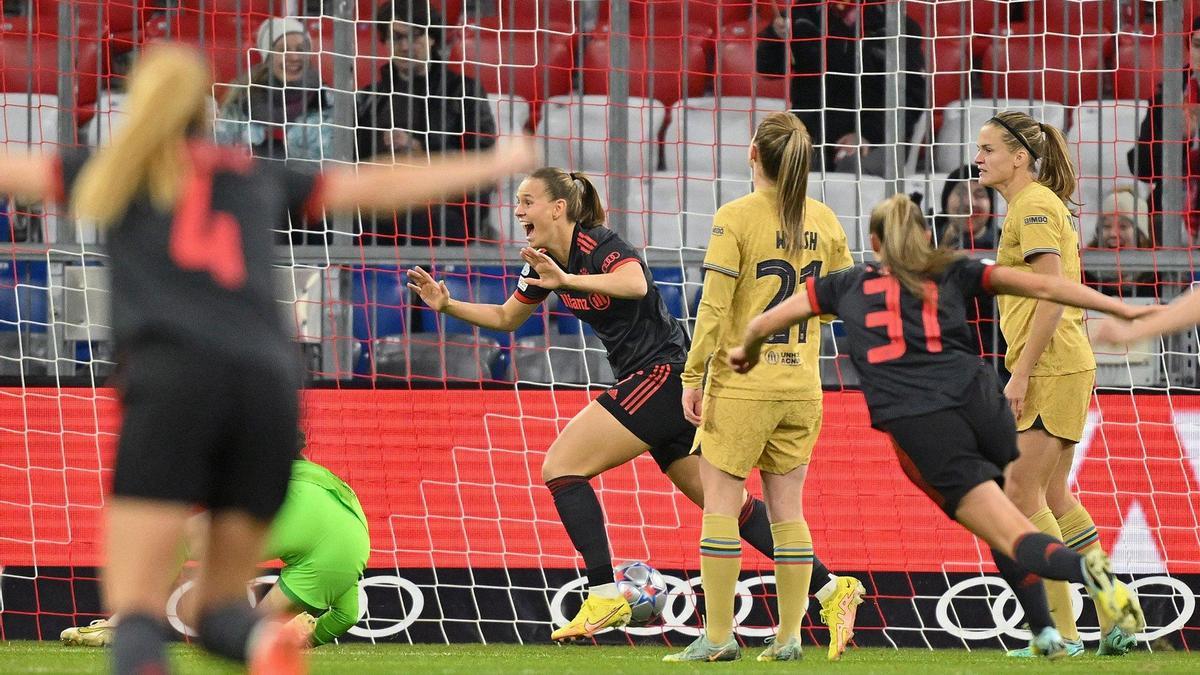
614 561 668 626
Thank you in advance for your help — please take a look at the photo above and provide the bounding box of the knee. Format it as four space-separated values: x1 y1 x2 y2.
1004 476 1043 513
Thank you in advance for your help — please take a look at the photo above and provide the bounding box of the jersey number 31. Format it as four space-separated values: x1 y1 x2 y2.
756 259 821 344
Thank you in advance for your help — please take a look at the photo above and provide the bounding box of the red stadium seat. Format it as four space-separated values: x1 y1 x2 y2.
927 38 971 111
143 11 253 84
595 0 719 38
446 28 574 127
479 0 579 33
582 33 709 107
713 23 787 100
1113 32 1166 102
1032 0 1116 34
906 0 1002 38
979 34 1110 106
0 33 100 122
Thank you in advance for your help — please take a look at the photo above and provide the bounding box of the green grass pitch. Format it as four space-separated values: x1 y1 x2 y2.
1 642 1197 674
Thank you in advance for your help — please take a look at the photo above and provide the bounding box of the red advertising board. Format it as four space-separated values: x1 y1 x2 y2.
2 388 1199 574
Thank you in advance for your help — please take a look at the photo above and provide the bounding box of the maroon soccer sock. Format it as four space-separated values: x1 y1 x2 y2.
992 548 1054 635
1014 532 1086 585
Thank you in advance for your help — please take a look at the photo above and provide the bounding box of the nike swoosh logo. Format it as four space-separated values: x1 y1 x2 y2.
583 606 623 633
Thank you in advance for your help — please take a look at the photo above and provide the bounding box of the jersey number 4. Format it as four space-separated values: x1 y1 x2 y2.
170 177 247 290
756 259 822 344
863 276 942 363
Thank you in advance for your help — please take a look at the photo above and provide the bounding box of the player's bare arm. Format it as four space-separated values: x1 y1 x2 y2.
729 292 816 374
407 266 537 332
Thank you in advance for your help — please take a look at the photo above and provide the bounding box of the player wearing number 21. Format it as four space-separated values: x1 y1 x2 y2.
730 194 1151 660
0 45 533 675
672 112 856 663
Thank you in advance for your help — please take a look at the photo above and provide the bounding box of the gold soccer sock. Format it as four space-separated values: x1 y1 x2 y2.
700 513 742 644
771 520 814 641
1057 503 1110 630
1031 506 1080 641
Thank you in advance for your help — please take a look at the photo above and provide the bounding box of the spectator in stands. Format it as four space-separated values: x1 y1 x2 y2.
214 17 333 164
356 1 497 245
1128 18 1200 244
934 165 998 250
1084 188 1157 298
757 0 927 172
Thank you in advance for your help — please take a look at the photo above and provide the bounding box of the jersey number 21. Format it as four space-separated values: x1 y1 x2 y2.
756 259 822 344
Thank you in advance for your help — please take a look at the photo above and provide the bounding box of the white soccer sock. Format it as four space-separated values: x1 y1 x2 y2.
814 576 840 605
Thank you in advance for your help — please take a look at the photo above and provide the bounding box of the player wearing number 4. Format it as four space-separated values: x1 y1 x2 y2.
0 45 533 675
978 112 1130 657
669 112 862 663
407 166 858 644
730 193 1149 661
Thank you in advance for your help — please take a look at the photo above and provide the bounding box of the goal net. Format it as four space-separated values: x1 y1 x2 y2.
1 0 1197 651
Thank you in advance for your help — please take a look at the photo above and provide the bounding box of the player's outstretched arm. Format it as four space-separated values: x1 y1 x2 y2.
319 137 535 214
729 292 816 374
406 266 536 332
0 153 57 202
1093 287 1200 346
989 265 1160 321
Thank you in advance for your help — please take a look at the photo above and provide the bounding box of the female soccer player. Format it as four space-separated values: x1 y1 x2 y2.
0 44 531 675
976 112 1129 656
667 112 857 664
407 167 862 643
61 431 370 648
730 194 1148 660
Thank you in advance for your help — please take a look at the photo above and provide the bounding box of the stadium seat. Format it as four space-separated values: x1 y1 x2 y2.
350 266 410 343
0 34 100 121
807 172 887 250
510 333 615 385
447 28 574 109
1033 0 1116 34
927 38 971 114
0 261 49 337
714 23 788 100
906 0 1002 38
538 94 665 178
0 93 59 148
81 92 128 147
934 98 1068 172
373 334 504 381
1112 32 1165 102
632 174 750 249
651 266 686 319
582 33 709 108
488 93 532 136
143 11 253 84
478 0 578 33
979 34 1110 106
594 0 724 38
1070 98 1151 245
661 96 788 178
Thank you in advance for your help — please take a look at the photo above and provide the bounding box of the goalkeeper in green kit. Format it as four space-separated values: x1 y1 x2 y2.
62 432 370 648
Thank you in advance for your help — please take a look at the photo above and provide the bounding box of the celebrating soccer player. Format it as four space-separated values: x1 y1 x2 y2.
407 166 857 643
667 112 859 663
976 112 1129 656
0 44 532 675
61 431 370 648
730 194 1149 660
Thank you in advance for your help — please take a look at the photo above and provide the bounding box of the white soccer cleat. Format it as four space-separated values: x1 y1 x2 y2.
60 618 115 647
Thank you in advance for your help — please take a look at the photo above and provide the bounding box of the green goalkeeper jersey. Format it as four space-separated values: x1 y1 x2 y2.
267 459 371 646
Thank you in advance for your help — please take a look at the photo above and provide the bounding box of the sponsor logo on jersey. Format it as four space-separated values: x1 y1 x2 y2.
561 294 591 311
601 251 622 273
589 293 612 310
712 226 724 236
765 351 802 366
1023 215 1049 225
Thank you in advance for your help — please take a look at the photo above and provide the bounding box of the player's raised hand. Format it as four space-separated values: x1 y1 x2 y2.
520 247 570 290
728 344 760 374
406 266 450 312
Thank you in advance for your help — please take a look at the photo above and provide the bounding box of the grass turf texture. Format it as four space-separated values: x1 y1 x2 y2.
1 642 1196 674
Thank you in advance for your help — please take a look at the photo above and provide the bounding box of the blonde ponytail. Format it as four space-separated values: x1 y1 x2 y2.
752 112 812 254
870 194 962 298
72 44 211 226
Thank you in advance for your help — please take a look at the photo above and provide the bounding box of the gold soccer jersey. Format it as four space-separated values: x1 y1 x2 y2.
995 182 1096 375
683 188 854 400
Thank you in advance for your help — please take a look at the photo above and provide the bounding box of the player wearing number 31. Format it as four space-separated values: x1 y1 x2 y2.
729 193 1151 660
671 112 858 663
0 45 533 675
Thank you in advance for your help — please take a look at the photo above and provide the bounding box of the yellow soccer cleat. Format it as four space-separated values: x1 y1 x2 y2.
60 618 115 647
550 593 631 642
1081 549 1146 638
819 576 865 661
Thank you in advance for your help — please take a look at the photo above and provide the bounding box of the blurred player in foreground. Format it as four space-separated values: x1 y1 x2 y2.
408 167 862 643
61 431 369 649
729 194 1149 660
0 44 532 675
669 112 858 663
979 111 1128 656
